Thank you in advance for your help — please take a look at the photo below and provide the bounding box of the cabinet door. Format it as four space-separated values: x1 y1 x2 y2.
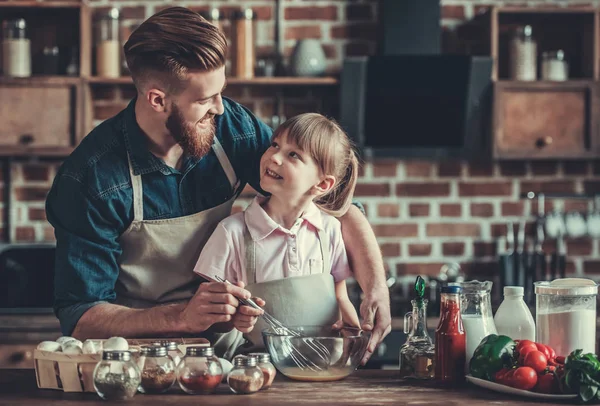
493 82 598 159
0 84 74 148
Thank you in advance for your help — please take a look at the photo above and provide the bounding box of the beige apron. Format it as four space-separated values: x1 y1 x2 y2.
116 137 239 309
216 212 340 358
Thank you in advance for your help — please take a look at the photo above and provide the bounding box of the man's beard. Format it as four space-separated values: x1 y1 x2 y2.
166 103 215 158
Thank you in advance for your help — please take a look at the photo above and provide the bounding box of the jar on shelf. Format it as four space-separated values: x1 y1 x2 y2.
139 345 176 394
231 8 256 79
95 8 121 78
153 341 183 367
509 25 537 81
248 352 276 389
93 350 141 401
176 346 223 394
200 8 224 33
227 355 264 394
2 18 31 77
541 50 568 81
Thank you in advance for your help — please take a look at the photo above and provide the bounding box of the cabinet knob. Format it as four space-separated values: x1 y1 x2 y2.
536 136 553 148
9 350 32 364
19 134 34 145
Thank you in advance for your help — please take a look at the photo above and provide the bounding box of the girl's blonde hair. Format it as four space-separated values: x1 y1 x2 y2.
272 113 359 217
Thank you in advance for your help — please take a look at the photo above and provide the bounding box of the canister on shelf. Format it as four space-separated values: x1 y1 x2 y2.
541 50 568 81
2 18 31 77
231 8 256 79
509 25 537 81
95 8 121 78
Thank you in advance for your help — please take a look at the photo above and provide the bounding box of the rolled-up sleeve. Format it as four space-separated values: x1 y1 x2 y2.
46 173 123 336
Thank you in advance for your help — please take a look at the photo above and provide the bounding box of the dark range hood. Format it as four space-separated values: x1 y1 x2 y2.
340 0 493 159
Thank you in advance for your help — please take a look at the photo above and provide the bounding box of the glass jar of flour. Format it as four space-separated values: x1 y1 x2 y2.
535 278 598 357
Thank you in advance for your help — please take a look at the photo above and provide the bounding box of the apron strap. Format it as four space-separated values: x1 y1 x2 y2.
126 151 144 222
243 213 257 284
212 137 238 189
317 228 330 274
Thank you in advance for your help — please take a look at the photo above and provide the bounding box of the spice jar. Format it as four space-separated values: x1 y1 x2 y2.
231 8 256 79
93 350 141 401
176 346 223 394
153 341 183 367
95 8 121 78
434 285 466 384
510 25 537 81
138 345 176 394
541 50 568 81
227 355 264 394
248 352 276 389
2 19 31 77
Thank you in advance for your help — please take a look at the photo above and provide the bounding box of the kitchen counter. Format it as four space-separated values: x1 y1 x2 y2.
0 369 574 405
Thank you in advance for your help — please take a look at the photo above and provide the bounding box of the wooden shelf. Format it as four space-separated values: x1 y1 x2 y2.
86 76 339 86
0 146 74 157
0 1 81 8
0 76 81 86
497 6 596 14
496 80 595 89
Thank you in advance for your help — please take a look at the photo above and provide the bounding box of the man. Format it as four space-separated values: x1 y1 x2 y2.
46 7 390 364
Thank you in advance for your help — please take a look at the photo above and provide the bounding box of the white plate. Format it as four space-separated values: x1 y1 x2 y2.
466 375 578 400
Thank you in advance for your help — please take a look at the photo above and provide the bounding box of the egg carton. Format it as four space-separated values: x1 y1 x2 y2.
34 337 209 392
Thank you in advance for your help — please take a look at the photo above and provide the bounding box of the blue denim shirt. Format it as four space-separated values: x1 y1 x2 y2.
46 97 273 335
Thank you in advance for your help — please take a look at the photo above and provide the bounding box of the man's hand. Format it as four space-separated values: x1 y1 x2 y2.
231 281 265 333
179 281 251 333
359 289 391 365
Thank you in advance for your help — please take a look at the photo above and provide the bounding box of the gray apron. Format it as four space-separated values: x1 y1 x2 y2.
116 137 239 309
216 211 340 359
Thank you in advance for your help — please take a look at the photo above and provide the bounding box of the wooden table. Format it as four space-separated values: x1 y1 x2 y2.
0 369 574 405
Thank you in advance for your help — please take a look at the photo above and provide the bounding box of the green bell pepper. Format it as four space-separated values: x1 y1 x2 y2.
469 334 516 381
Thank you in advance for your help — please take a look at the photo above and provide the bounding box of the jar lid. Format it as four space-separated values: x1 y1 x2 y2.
542 50 565 61
153 341 178 351
504 286 524 296
535 278 598 296
102 350 131 361
186 346 214 357
233 8 256 20
248 352 270 364
441 285 462 294
98 7 120 20
234 355 257 367
143 345 167 357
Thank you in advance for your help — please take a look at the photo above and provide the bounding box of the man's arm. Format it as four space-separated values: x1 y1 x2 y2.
339 205 391 365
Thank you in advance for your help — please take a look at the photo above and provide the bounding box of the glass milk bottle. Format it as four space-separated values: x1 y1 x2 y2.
2 19 31 77
458 280 497 371
95 8 121 78
494 286 535 341
535 278 598 357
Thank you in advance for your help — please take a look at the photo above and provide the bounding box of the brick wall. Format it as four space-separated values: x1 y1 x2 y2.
2 0 600 294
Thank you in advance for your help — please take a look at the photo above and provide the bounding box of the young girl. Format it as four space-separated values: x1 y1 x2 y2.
193 112 360 350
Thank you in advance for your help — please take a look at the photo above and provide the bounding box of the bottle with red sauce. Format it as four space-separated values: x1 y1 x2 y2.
435 285 466 384
176 346 223 394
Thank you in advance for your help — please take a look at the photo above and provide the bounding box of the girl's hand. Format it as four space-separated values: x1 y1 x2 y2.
231 281 265 333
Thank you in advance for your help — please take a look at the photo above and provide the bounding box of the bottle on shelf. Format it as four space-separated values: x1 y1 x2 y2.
95 8 121 78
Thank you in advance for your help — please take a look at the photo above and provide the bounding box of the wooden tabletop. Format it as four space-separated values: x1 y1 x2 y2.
0 369 574 406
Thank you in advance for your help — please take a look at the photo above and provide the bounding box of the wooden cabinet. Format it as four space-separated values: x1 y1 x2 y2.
0 344 36 369
494 81 599 158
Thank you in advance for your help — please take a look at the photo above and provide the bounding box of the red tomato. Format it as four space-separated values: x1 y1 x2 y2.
518 345 538 365
495 368 510 384
509 367 538 390
546 345 556 360
516 340 536 352
535 343 552 360
534 373 557 394
524 351 547 373
555 356 566 365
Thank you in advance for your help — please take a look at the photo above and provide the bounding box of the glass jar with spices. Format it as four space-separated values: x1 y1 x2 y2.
399 276 435 380
228 355 264 394
435 285 466 384
93 350 141 401
138 345 176 394
95 8 121 78
231 8 256 79
247 352 276 389
2 18 31 77
153 341 183 367
541 50 568 81
510 25 537 81
176 346 223 394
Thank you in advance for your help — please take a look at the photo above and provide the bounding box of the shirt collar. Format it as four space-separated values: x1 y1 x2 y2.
244 196 325 241
121 98 174 176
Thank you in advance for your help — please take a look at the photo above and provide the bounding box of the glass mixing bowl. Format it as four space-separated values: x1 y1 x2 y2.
262 325 371 382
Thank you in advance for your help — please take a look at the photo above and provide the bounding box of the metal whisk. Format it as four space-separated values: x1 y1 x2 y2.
210 275 331 371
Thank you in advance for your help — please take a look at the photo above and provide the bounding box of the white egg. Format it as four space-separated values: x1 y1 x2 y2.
219 358 233 380
56 336 76 345
37 341 62 352
63 344 83 355
61 339 82 351
103 337 129 351
82 340 101 354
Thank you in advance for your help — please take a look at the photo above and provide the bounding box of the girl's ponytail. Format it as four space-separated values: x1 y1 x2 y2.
316 149 359 217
